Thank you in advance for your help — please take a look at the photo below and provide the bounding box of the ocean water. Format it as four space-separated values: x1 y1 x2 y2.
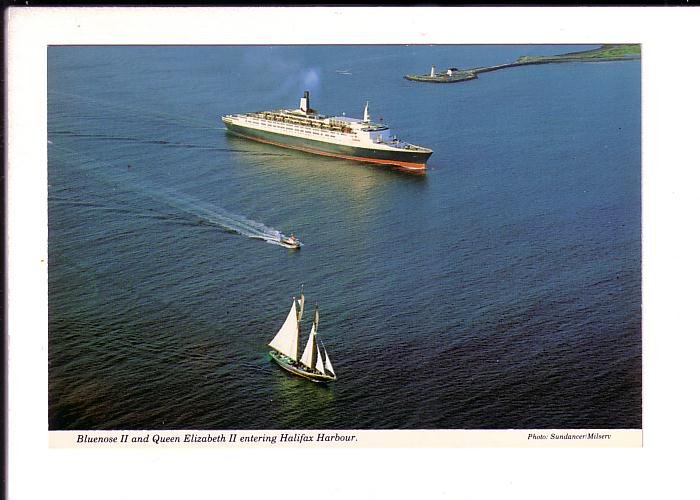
48 45 641 430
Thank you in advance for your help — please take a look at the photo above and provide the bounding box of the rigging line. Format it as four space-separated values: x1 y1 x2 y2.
48 90 224 131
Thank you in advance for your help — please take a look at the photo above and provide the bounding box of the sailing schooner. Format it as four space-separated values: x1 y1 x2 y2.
268 289 337 382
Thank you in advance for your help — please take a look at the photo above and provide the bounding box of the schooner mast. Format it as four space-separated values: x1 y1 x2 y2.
268 290 336 382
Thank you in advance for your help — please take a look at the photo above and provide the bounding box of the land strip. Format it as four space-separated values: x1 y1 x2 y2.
404 44 640 83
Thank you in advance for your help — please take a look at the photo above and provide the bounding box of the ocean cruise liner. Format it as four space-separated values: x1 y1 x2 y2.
222 91 432 171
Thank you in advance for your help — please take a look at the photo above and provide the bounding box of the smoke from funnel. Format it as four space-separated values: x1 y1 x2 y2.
303 68 320 91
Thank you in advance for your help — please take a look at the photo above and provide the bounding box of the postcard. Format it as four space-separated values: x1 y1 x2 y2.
7 5 697 500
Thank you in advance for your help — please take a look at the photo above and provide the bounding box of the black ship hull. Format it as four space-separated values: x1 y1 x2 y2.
269 351 336 383
224 122 431 171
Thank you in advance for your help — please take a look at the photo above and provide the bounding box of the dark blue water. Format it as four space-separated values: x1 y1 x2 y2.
48 45 641 430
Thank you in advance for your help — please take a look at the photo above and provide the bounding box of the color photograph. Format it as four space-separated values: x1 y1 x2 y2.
9 6 700 500
47 43 641 431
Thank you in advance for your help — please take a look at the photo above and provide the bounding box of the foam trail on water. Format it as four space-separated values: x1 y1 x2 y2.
49 142 291 247
156 186 286 244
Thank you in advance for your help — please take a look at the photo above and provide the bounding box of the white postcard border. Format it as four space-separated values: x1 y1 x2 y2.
7 5 699 500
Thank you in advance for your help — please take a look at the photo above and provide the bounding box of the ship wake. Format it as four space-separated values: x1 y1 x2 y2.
158 188 290 246
48 141 292 247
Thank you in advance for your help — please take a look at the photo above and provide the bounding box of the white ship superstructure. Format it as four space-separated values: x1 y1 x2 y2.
222 91 432 171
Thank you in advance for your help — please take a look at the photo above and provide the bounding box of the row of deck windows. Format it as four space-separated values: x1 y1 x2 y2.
246 113 355 135
250 119 337 138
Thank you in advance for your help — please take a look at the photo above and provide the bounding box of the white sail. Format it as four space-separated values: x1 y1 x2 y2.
268 301 299 360
297 293 305 323
315 345 325 374
300 322 316 369
323 348 335 376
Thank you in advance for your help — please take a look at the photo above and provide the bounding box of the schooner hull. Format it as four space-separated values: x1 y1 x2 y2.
269 351 337 383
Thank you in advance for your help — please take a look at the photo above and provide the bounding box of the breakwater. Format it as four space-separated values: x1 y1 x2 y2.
405 45 640 83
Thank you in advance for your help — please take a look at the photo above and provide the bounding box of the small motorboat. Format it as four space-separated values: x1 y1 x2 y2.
280 234 301 249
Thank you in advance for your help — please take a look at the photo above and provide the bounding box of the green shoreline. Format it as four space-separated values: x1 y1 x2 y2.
404 44 641 83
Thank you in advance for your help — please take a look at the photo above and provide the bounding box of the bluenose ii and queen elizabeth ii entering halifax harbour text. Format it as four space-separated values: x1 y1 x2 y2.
75 432 354 445
47 44 641 435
